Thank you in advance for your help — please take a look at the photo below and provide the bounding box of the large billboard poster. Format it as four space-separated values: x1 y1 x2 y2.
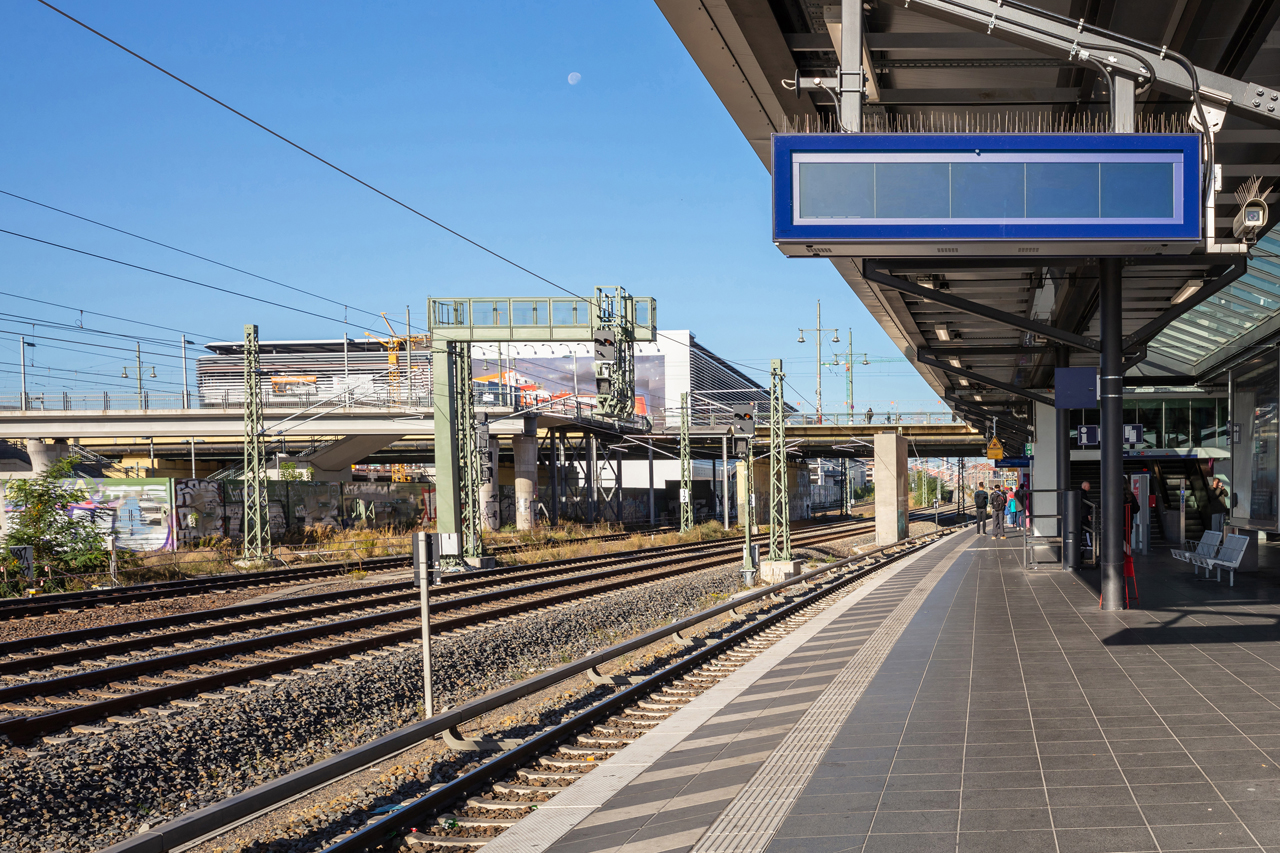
471 354 667 426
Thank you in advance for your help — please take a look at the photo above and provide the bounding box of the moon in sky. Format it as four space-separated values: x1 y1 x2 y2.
567 72 582 85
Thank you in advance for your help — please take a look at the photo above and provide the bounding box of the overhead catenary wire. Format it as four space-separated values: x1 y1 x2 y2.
33 0 589 306
0 188 386 325
28 1 942 410
0 228 386 335
0 288 216 341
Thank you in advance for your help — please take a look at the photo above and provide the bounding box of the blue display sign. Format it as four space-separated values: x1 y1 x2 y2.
1078 425 1099 446
772 133 1202 257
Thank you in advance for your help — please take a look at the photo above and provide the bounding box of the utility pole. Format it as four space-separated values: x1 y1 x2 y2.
769 360 790 560
122 343 156 410
18 336 28 411
405 306 414 406
797 302 839 423
242 324 270 563
680 392 693 532
180 335 190 408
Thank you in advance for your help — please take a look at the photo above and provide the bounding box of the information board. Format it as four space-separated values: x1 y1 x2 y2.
773 133 1202 257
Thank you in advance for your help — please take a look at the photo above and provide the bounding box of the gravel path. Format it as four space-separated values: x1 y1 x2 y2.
0 564 748 853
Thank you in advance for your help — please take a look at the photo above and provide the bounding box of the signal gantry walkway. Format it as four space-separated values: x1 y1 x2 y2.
483 530 1280 853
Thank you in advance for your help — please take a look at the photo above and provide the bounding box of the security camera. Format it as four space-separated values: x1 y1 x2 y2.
1233 198 1269 243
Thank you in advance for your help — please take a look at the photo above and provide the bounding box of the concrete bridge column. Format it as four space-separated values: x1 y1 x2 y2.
513 435 537 530
874 432 908 546
27 439 71 474
479 436 500 531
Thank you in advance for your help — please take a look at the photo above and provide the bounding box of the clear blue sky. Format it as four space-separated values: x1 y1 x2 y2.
0 0 940 412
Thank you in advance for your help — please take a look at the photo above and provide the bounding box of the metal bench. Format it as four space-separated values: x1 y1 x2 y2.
1172 530 1221 571
1196 533 1251 586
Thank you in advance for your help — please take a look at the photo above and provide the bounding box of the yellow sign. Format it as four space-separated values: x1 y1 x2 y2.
986 437 1004 460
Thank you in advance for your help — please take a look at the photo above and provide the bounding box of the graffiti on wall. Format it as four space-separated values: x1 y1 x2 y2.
175 478 224 545
66 478 174 551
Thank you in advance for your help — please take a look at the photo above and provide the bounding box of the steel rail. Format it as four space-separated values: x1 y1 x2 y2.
98 526 957 853
0 516 857 618
0 516 910 742
2 516 882 668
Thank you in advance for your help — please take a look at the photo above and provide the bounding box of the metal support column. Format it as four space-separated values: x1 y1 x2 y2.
839 0 863 132
680 392 693 532
455 346 483 558
432 340 463 567
587 435 598 525
769 360 790 560
549 429 560 526
181 335 189 409
647 444 656 527
1056 346 1072 548
721 436 730 526
241 324 270 562
1100 258 1125 609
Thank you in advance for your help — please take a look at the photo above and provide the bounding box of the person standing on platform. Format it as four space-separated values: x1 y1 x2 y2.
973 482 989 534
1015 482 1030 529
865 407 874 424
1209 477 1229 532
1005 487 1019 532
990 487 1007 538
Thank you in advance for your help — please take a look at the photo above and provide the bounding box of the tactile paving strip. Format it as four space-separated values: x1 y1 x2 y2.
689 543 964 853
479 536 963 853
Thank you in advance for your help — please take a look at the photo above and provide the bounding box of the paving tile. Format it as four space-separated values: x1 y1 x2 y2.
958 807 1052 831
1049 804 1148 828
862 832 956 853
1053 826 1159 853
868 809 958 834
956 829 1057 853
773 811 875 838
1148 821 1259 849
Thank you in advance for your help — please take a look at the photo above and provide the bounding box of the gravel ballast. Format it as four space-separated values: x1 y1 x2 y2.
0 564 747 853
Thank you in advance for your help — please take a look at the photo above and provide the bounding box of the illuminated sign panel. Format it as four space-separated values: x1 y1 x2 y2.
773 134 1202 257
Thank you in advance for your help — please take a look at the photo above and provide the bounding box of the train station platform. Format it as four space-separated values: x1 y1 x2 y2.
483 528 1280 853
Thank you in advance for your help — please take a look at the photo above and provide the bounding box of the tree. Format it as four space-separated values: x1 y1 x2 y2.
3 458 107 577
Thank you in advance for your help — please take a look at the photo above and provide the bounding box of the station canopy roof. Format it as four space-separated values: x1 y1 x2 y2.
657 0 1280 444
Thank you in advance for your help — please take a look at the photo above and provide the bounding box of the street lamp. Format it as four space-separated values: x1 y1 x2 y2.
122 343 157 409
797 300 840 423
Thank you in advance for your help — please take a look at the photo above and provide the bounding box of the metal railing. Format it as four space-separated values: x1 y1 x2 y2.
0 389 526 413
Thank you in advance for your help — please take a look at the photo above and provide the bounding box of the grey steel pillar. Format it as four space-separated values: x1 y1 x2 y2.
587 435 598 525
431 341 462 564
839 0 863 132
1057 346 1072 549
721 435 731 526
549 430 559 526
479 436 500 531
1099 258 1125 609
513 435 537 530
647 444 655 526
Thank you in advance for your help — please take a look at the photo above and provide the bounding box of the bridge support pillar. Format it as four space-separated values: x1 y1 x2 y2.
480 436 500 531
513 434 537 531
874 432 908 546
26 439 71 474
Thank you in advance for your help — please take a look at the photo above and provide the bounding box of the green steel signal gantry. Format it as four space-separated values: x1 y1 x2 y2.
428 289 657 568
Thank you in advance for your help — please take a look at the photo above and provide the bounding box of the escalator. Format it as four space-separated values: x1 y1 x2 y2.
1068 457 1219 546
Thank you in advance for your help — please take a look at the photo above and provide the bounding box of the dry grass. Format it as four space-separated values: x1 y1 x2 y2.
502 521 736 566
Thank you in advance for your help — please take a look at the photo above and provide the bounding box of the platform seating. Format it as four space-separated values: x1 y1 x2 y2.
1198 533 1251 586
1172 530 1221 569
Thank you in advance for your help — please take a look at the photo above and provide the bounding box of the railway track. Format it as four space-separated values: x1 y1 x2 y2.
0 513 885 671
96 523 957 853
0 512 930 743
0 525 685 620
